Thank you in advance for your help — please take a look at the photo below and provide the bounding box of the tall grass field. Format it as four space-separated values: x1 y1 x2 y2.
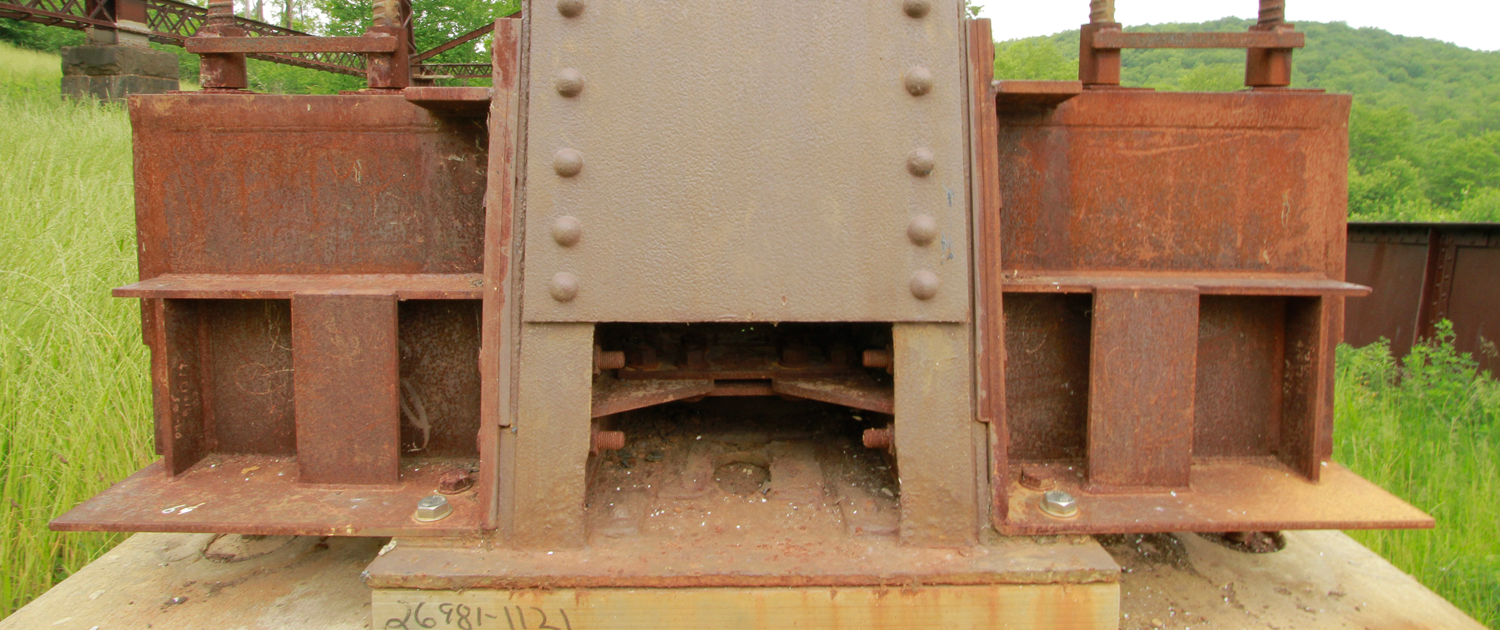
1 39 1497 625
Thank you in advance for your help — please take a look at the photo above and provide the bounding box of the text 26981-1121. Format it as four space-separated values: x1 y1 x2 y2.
384 601 573 630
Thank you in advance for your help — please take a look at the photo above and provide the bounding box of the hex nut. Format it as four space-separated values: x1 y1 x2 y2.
556 0 584 17
862 426 894 450
1040 489 1079 519
437 470 474 495
414 494 453 522
910 270 940 300
552 215 582 246
908 214 939 245
904 66 933 96
550 272 580 302
906 148 935 176
902 0 930 18
555 68 584 97
554 148 584 177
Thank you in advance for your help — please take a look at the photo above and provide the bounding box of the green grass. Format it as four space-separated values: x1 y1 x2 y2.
1335 325 1500 626
0 39 1498 626
0 41 155 617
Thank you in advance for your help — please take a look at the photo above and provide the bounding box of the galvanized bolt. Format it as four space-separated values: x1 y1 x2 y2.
552 215 582 246
906 148 935 176
414 494 453 522
909 270 940 300
907 214 938 245
902 0 930 18
555 68 584 97
556 0 584 17
903 66 933 96
550 272 579 302
437 470 474 495
1040 489 1079 519
554 148 584 177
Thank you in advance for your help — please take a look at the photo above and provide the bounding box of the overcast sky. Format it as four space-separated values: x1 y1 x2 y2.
976 0 1499 52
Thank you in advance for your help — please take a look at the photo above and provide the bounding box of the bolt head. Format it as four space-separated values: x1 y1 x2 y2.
902 0 930 18
556 0 584 17
1040 489 1079 519
554 148 584 177
909 270 940 300
907 214 939 245
552 215 582 246
550 272 580 302
414 494 453 522
904 66 933 96
906 148 935 176
555 68 584 97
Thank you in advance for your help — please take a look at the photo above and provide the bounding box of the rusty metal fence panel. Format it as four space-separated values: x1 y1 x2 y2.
1346 222 1500 374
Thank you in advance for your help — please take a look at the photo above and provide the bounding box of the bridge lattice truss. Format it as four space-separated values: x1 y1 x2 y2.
0 0 491 77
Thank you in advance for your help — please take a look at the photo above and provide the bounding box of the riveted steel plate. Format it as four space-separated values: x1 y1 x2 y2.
521 0 971 322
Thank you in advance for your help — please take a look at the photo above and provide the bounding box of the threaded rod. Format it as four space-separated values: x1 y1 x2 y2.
1258 0 1286 26
1090 0 1115 24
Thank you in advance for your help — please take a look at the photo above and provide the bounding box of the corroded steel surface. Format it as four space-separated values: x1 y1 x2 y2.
131 94 487 276
53 3 1434 562
291 293 401 485
986 86 1419 534
1002 461 1433 535
997 91 1351 276
50 457 484 536
1086 287 1198 491
519 0 971 323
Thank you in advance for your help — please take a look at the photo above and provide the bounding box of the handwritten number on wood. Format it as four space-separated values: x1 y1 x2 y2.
388 601 573 629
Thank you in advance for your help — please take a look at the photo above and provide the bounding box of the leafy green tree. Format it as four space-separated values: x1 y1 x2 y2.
993 39 1075 80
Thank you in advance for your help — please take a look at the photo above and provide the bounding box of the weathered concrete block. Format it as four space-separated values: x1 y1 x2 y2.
61 45 179 80
61 74 180 102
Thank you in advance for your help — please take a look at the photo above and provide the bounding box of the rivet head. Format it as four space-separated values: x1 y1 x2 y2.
550 272 579 302
909 270 939 300
904 66 933 96
555 68 584 97
552 216 582 246
556 0 584 17
902 0 930 18
414 494 453 522
906 148 935 176
554 148 583 177
908 214 939 245
1040 489 1079 519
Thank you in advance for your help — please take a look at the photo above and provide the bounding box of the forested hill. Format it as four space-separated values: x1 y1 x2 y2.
994 18 1500 222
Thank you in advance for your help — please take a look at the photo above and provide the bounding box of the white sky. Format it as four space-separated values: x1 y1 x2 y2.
975 0 1499 52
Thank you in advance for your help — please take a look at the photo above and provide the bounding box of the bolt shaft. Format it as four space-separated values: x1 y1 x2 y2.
205 0 232 24
1089 0 1115 24
1258 0 1286 26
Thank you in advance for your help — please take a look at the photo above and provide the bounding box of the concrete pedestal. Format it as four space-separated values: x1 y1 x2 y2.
60 45 179 102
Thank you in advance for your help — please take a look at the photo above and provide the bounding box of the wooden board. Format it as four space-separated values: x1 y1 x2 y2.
372 584 1120 630
2 530 1487 630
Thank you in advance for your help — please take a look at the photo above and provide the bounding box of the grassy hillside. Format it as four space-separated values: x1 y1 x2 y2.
0 42 154 617
994 18 1500 222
